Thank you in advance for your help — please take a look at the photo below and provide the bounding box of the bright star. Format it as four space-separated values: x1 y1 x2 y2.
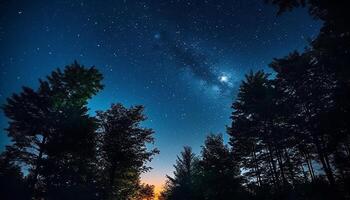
219 75 229 83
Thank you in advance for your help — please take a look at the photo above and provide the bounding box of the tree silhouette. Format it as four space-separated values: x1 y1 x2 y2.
229 70 288 189
265 0 350 193
161 146 197 200
137 184 155 200
2 61 104 199
1 62 160 200
197 134 244 200
96 103 159 200
162 135 247 200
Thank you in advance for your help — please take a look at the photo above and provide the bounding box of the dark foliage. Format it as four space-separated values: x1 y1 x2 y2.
161 135 248 200
1 62 157 200
162 1 349 200
95 104 159 200
0 152 31 200
137 184 155 200
161 146 197 200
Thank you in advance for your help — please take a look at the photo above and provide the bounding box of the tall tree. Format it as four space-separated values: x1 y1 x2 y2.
2 61 103 199
230 71 278 187
161 146 197 200
270 51 338 185
198 134 243 200
40 106 99 200
96 103 158 200
228 70 308 198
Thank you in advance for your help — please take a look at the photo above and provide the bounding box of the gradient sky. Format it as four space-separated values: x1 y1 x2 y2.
0 0 321 192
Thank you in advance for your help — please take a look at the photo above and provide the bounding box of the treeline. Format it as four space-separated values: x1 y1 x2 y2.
0 62 158 200
160 1 350 200
159 135 245 200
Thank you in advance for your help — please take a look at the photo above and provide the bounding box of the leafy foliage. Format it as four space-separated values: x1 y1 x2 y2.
1 62 157 200
96 104 159 200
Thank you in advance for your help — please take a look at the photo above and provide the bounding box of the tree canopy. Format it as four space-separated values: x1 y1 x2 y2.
1 62 157 200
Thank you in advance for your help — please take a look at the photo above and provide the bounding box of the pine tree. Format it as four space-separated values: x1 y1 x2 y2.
161 146 197 200
198 134 243 200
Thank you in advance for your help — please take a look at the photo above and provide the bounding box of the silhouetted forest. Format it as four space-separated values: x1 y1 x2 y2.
160 1 350 200
1 0 349 200
0 63 158 200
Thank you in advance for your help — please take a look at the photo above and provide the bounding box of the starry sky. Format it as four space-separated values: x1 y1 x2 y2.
0 0 321 192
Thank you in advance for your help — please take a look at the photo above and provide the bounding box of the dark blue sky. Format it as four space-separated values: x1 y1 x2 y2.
0 0 320 189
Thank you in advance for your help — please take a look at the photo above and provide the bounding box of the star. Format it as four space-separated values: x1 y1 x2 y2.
219 75 229 83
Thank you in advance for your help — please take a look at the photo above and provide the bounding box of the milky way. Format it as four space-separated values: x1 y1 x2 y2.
0 0 321 189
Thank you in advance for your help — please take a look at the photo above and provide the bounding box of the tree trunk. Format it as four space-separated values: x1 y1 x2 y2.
277 149 287 185
303 150 315 181
315 141 335 185
252 146 262 187
305 158 315 181
267 145 280 188
108 166 117 200
30 135 47 200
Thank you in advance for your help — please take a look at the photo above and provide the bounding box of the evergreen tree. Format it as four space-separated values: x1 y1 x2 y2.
267 0 350 195
198 134 243 200
229 71 280 188
96 103 158 200
228 70 308 198
161 146 197 200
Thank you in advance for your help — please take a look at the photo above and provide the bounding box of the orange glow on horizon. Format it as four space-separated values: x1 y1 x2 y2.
153 185 162 200
141 172 166 200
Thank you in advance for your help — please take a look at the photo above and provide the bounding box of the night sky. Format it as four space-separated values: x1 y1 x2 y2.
0 0 321 191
